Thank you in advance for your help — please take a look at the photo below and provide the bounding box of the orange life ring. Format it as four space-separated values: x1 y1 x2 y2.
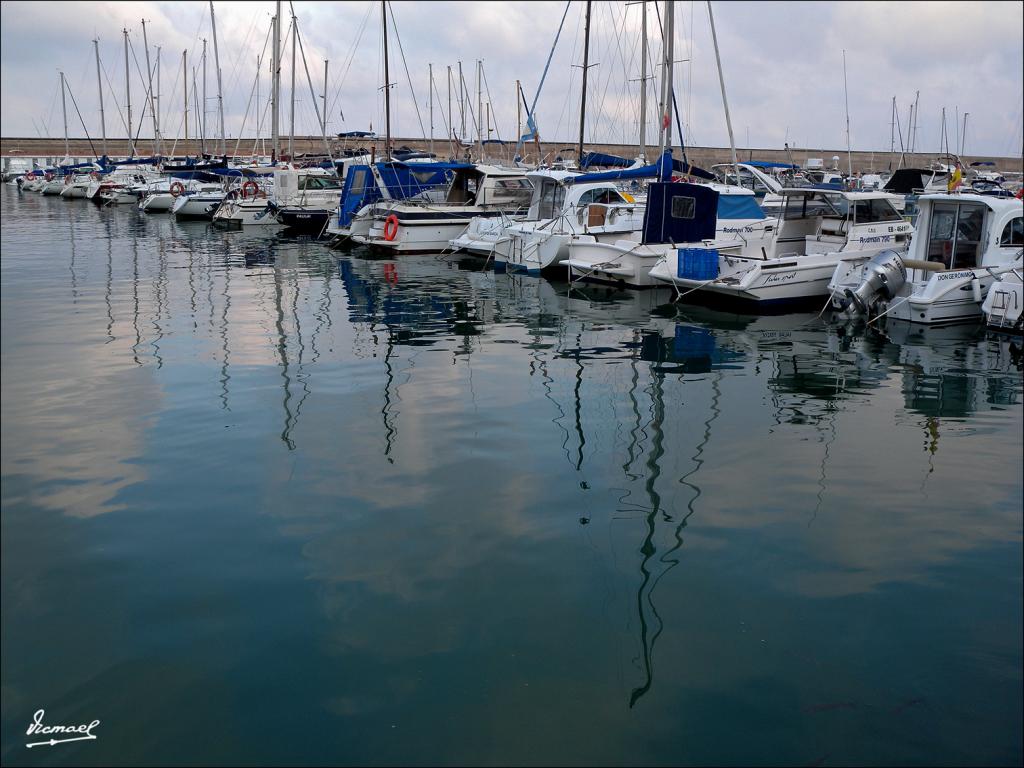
241 180 260 199
383 214 400 241
170 181 186 197
1016 187 1024 200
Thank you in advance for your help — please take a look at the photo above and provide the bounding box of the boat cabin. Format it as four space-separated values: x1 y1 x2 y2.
525 170 634 223
911 194 1023 271
772 189 911 257
444 165 533 208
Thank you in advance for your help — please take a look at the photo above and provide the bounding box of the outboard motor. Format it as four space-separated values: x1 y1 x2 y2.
842 249 907 315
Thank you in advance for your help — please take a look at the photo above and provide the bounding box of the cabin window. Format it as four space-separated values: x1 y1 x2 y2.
348 169 369 193
577 188 625 207
783 193 841 220
851 198 903 224
926 202 987 269
537 180 566 220
671 196 696 219
999 217 1023 247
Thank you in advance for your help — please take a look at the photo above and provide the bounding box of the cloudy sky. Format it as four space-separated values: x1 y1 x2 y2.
1 0 1022 156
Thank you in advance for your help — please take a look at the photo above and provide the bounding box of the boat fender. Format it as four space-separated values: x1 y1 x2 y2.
383 214 400 242
170 181 186 197
971 276 982 303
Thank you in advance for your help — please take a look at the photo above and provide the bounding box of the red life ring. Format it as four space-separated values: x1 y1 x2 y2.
1016 187 1024 200
91 171 101 181
170 181 186 197
44 172 54 182
383 214 400 241
64 174 73 184
241 180 260 199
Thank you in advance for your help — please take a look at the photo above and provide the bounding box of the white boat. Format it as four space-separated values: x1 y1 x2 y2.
171 189 227 219
450 169 646 272
981 268 1023 334
59 171 99 199
636 187 912 305
565 183 771 289
352 164 533 254
139 179 225 213
829 193 1024 325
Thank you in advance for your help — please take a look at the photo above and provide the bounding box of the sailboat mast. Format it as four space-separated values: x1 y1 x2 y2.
94 39 107 156
201 39 208 154
707 1 737 176
842 49 852 179
577 0 592 164
428 63 434 155
60 71 69 158
142 19 159 155
516 78 521 145
289 10 296 158
271 1 280 161
210 2 226 157
447 65 453 151
183 50 188 144
458 60 464 139
382 0 391 158
961 112 968 156
477 59 483 158
123 29 132 153
322 59 328 137
639 0 648 159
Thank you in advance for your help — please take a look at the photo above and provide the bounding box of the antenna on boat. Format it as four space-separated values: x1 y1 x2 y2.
961 112 968 156
707 1 737 180
182 50 188 146
842 49 852 180
94 40 107 156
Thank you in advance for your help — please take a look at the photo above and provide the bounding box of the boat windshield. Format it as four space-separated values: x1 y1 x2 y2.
782 192 845 220
851 197 904 224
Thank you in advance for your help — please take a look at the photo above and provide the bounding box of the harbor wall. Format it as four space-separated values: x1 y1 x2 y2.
2 135 1021 173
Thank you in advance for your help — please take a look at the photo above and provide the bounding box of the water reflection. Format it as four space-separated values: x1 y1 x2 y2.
1 187 1021 765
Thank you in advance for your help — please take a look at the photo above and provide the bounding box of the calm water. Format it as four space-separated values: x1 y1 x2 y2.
1 185 1021 766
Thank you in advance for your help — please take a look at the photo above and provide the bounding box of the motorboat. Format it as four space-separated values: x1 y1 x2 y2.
352 164 533 254
829 193 1023 325
638 187 912 306
449 169 646 273
564 184 770 288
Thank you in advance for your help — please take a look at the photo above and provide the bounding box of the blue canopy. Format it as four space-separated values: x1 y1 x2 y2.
338 131 375 138
642 182 719 244
969 161 995 167
717 194 766 220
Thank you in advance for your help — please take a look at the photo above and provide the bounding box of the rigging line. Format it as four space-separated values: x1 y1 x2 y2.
43 76 60 141
431 70 451 139
99 58 132 139
63 78 98 156
220 5 261 118
480 63 503 144
232 23 273 157
554 2 585 145
594 0 631 145
386 2 428 143
327 1 374 125
290 3 336 164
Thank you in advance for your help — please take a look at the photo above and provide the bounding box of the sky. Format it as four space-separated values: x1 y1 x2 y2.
1 0 1022 157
